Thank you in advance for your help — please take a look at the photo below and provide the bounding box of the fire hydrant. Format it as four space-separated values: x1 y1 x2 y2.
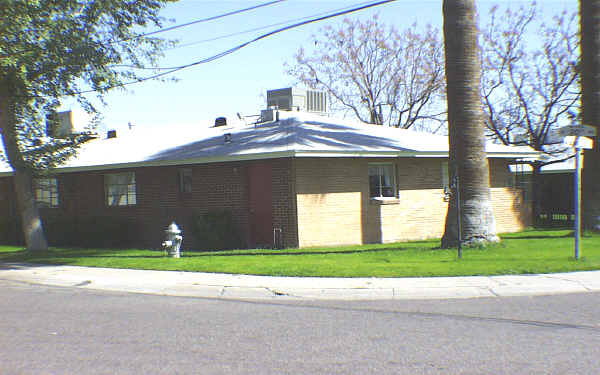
162 222 183 258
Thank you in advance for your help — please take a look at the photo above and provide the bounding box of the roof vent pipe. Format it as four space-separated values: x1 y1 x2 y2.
107 130 117 139
214 117 227 127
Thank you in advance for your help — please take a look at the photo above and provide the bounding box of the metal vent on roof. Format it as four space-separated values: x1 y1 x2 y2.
306 90 327 113
266 87 327 113
46 110 93 138
214 117 227 127
260 109 279 123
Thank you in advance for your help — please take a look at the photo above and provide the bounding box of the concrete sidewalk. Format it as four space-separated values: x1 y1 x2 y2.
1 263 600 300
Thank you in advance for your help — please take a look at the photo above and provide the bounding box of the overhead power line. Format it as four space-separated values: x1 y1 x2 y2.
122 0 287 41
1 0 287 59
170 0 382 50
74 0 397 95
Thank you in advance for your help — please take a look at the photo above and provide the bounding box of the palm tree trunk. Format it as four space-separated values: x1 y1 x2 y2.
0 95 49 251
580 0 600 231
441 0 499 248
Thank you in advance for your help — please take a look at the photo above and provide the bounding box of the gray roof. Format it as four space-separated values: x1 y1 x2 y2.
0 112 539 175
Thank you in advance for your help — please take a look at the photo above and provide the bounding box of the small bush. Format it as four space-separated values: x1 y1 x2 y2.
0 214 136 249
0 217 23 245
44 216 136 248
191 210 242 251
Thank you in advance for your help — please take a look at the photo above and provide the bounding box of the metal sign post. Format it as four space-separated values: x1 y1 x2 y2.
574 146 582 260
451 172 462 259
560 125 596 260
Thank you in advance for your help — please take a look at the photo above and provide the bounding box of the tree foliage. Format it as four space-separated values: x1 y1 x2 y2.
287 16 445 131
0 0 175 250
1 0 174 169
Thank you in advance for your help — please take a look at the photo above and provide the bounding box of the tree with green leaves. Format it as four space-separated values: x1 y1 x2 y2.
0 0 175 251
441 0 499 248
580 0 600 230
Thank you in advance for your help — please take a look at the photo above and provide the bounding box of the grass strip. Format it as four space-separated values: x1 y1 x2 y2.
1 229 599 278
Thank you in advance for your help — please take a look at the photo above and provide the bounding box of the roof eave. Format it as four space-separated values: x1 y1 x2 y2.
0 149 541 177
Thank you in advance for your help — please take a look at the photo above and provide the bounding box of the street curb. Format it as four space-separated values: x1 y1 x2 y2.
1 263 600 300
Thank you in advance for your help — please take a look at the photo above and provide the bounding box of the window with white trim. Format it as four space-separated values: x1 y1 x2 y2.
105 172 136 206
369 164 395 198
34 178 59 208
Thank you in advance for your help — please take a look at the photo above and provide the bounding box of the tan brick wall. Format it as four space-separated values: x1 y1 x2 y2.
295 158 364 247
365 159 449 242
492 188 532 233
295 157 532 247
489 158 532 233
365 189 448 243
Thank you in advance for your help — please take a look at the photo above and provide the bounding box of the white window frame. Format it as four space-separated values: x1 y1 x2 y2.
34 177 59 208
105 172 136 206
368 164 396 199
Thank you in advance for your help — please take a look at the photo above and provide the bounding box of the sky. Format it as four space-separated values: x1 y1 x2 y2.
59 0 578 134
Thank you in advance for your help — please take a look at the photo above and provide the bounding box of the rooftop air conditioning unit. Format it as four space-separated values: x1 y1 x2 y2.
266 87 327 114
46 109 93 138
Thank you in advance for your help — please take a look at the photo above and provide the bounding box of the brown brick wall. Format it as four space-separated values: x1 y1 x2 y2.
0 158 298 249
0 176 21 244
271 158 299 248
0 176 16 217
128 162 251 249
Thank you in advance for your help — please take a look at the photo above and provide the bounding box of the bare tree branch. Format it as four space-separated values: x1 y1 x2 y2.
286 16 446 131
480 3 580 165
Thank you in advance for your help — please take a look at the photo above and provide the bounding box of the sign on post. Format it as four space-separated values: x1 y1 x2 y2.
558 124 597 137
560 124 596 260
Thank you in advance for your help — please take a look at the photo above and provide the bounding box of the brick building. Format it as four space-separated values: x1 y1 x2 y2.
0 109 538 250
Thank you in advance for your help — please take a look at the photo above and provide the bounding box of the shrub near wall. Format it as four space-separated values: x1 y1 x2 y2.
0 218 23 245
0 216 136 248
191 210 242 251
44 216 136 248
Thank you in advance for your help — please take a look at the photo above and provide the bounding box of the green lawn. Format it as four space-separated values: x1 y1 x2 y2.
1 229 599 277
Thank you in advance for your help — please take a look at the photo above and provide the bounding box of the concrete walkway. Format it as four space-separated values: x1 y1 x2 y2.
1 263 600 300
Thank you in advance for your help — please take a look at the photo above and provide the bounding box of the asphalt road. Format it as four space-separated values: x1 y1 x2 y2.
1 280 599 375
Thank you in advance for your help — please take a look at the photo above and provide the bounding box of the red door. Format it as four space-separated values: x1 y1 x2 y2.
247 163 273 248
